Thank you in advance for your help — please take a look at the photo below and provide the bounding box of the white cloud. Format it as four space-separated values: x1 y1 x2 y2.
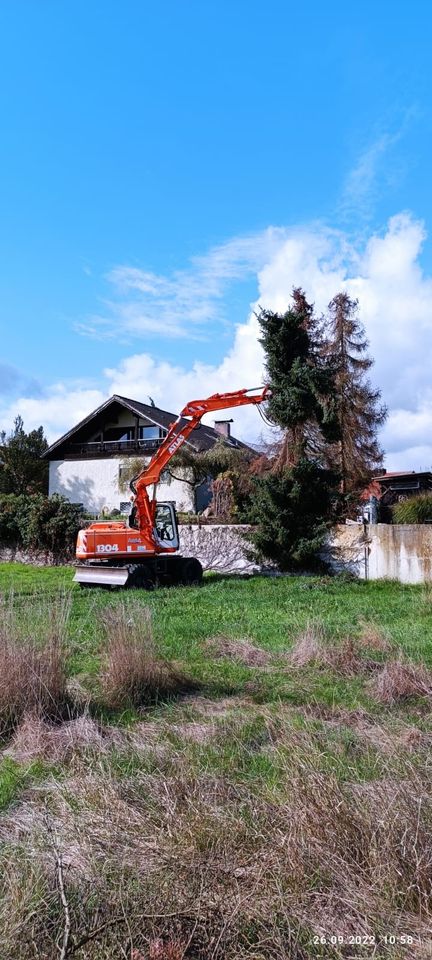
75 228 287 340
339 118 411 222
0 386 106 444
3 212 432 469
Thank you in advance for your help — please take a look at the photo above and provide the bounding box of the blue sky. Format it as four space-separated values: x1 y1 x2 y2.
2 1 432 466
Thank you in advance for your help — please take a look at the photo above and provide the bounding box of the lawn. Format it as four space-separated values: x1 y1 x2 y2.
1 564 432 959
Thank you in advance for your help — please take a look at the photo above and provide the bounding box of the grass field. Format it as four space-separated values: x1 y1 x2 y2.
1 564 432 959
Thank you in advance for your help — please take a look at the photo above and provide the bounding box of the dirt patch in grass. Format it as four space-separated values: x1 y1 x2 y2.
205 634 272 668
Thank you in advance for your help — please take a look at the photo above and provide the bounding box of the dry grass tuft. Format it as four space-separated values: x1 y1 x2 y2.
2 757 432 958
0 639 67 735
181 695 256 718
0 596 70 735
100 602 191 708
288 621 326 667
205 634 271 667
171 721 216 743
370 658 432 704
289 622 379 677
0 594 71 736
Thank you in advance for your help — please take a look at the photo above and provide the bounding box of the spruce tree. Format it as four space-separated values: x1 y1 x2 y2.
248 290 340 570
0 416 49 494
258 289 339 466
323 293 387 495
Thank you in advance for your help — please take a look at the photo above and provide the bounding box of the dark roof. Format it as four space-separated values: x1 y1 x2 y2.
361 470 432 502
43 394 253 459
374 471 432 482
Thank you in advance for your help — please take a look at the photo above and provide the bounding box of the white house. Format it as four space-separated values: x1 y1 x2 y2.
43 394 250 515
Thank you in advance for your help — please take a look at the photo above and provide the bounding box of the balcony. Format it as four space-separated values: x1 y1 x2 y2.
67 438 163 458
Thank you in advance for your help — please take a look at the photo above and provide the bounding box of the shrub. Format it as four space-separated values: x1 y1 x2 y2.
19 494 84 556
392 493 432 524
248 459 338 571
99 602 190 708
0 494 26 545
0 492 84 557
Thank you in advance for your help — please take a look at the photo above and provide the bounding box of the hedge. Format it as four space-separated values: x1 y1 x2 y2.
0 494 84 558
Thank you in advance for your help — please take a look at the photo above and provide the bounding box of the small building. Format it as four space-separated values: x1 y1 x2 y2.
361 470 432 522
43 394 250 515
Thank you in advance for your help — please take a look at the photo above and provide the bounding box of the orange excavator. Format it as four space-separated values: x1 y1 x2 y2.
74 386 270 588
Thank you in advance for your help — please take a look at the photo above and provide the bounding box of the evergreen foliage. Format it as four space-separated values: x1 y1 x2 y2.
249 290 340 568
0 493 84 557
322 293 387 495
258 289 339 465
0 416 49 494
249 460 338 570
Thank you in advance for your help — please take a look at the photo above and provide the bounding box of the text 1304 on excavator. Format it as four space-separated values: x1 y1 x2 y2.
74 386 270 588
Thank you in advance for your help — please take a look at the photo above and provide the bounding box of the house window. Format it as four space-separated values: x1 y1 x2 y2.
139 425 162 441
120 501 131 515
104 426 134 442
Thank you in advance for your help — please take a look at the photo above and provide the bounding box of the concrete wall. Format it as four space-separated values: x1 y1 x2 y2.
48 458 196 513
179 524 257 573
180 523 432 582
330 523 432 584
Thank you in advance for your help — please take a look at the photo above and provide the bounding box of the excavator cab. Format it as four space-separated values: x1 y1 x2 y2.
154 502 179 548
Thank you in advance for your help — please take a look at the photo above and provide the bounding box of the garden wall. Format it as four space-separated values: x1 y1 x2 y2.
178 524 258 573
330 523 432 584
181 523 432 582
3 522 432 583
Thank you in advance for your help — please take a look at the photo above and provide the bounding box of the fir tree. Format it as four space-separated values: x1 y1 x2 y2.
0 416 49 494
323 293 387 495
248 290 340 569
249 459 338 571
258 289 339 466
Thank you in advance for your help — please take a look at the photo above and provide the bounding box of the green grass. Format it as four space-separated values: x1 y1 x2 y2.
1 564 432 958
0 756 51 810
2 564 431 719
0 562 430 794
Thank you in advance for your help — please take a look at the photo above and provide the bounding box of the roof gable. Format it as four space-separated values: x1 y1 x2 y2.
44 395 254 459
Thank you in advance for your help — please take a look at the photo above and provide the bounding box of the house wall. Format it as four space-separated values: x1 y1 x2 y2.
48 458 198 513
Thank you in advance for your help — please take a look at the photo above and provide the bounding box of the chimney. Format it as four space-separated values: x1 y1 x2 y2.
213 419 233 439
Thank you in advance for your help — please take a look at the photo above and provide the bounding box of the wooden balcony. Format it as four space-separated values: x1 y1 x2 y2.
66 438 163 459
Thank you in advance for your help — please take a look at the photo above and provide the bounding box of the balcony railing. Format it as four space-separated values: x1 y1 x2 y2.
68 438 163 457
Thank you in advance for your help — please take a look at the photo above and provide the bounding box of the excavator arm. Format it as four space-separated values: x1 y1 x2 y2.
132 386 271 539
